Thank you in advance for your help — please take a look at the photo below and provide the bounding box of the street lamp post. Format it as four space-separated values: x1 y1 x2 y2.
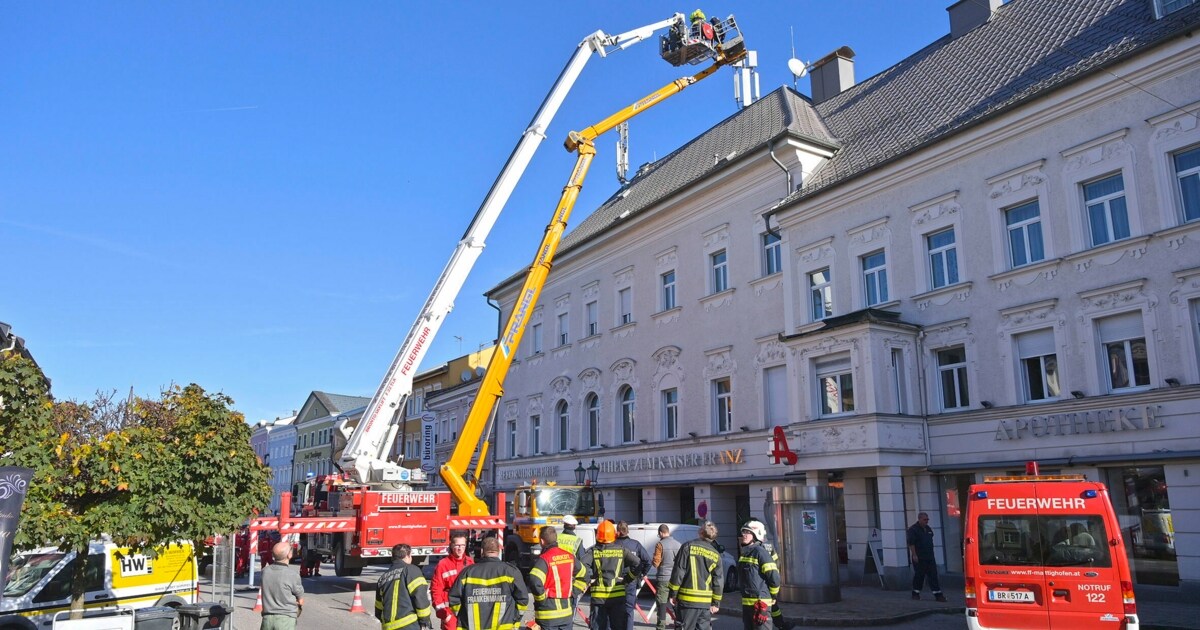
574 461 586 485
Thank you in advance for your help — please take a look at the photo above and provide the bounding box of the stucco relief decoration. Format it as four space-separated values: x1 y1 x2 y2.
881 335 911 353
848 218 890 247
656 248 678 270
531 309 543 325
988 170 1043 200
1165 232 1189 251
614 266 635 287
702 347 736 379
610 358 638 392
551 376 571 397
799 335 857 358
1073 237 1149 273
879 421 924 450
655 309 681 325
996 264 1059 292
579 368 601 391
813 424 869 452
1152 110 1197 141
504 401 519 422
925 319 975 351
1000 302 1059 330
917 283 972 311
1063 140 1130 173
912 198 960 226
703 224 730 249
754 340 787 368
702 292 735 312
798 239 834 265
555 295 571 310
528 395 543 416
1169 270 1200 306
583 283 599 300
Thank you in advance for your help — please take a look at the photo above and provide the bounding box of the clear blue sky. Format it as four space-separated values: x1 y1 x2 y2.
3 1 950 423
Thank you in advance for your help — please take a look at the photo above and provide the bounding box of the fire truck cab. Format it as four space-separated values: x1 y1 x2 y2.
964 463 1138 629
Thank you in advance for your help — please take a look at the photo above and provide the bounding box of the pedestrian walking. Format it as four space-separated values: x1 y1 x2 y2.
259 542 304 630
376 543 433 630
449 536 530 630
737 521 779 630
558 515 583 556
579 520 642 630
431 533 474 630
650 525 681 630
528 527 587 630
907 512 947 602
614 521 651 629
668 521 723 630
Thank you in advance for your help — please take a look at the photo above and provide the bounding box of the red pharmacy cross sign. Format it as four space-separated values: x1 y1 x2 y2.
770 426 798 466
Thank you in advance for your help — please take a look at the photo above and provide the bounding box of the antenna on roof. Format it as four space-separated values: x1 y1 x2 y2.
787 26 809 90
616 122 629 184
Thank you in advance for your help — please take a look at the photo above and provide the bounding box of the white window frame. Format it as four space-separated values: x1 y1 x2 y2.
619 386 636 444
762 232 782 276
713 377 733 433
661 270 677 311
530 415 541 454
1015 328 1060 402
861 250 888 307
617 287 633 325
809 267 833 321
1096 311 1151 392
816 356 855 417
557 312 569 347
585 301 599 337
926 228 959 289
662 388 679 440
586 393 600 449
507 419 517 457
1061 130 1142 253
936 346 970 411
1154 0 1196 18
1005 200 1045 268
1173 145 1200 223
710 249 729 294
557 401 570 452
1083 173 1131 247
530 321 543 355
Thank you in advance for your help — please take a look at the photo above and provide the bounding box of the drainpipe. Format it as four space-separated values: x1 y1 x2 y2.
915 329 933 469
761 138 793 239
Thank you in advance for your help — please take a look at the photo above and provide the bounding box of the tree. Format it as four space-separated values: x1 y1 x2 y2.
1 351 272 618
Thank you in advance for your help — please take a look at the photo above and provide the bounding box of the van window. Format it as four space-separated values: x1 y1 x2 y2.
3 552 66 598
32 553 105 603
978 515 1110 568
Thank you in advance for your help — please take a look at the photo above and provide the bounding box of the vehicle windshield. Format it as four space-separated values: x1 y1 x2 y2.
535 487 595 517
978 515 1111 568
4 552 66 598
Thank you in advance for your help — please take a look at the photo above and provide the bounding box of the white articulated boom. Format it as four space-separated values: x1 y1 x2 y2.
334 13 693 489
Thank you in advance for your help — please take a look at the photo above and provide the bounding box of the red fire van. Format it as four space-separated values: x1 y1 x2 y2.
963 464 1138 629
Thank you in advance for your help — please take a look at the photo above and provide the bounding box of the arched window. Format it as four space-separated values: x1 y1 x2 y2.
557 400 570 452
619 386 636 443
586 393 600 448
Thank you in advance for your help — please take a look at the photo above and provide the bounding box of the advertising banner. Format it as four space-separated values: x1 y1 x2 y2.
421 416 436 474
0 466 34 596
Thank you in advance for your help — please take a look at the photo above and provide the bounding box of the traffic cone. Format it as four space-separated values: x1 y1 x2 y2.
252 589 263 613
349 583 366 614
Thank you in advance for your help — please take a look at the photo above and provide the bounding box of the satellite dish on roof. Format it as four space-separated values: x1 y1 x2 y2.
461 369 473 382
787 58 808 79
475 366 486 378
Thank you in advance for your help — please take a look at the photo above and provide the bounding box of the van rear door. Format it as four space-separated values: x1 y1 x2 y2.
1038 483 1125 628
973 488 1051 629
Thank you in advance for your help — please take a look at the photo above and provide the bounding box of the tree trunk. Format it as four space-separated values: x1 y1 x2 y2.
69 545 90 620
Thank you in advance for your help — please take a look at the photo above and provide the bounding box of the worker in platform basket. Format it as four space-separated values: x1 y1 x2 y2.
449 536 530 630
431 532 474 630
579 520 642 630
558 514 582 555
528 526 587 630
376 543 433 630
737 521 780 630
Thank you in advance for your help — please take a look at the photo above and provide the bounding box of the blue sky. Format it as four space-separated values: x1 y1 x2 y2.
3 1 951 423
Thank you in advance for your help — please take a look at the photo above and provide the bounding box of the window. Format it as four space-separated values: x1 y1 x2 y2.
557 312 569 346
618 287 632 325
927 228 959 289
937 346 970 410
1098 312 1150 390
586 394 600 448
862 251 888 306
1175 145 1200 222
763 365 787 428
557 401 570 452
762 232 782 276
817 356 854 416
530 322 543 355
1084 174 1130 246
1155 0 1196 18
619 386 636 443
1017 329 1060 401
507 420 517 457
711 250 728 293
976 514 1111 568
809 268 833 321
662 388 678 440
1006 200 1044 267
713 377 733 433
586 301 598 337
661 271 677 311
530 415 541 454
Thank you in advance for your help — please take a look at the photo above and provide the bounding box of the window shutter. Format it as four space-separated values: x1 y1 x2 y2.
1097 311 1143 342
1016 329 1055 358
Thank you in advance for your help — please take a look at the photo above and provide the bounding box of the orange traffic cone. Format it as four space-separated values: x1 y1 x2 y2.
252 589 263 613
349 583 366 614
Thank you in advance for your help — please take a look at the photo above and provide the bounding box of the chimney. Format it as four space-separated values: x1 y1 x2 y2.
947 0 1000 38
808 46 855 106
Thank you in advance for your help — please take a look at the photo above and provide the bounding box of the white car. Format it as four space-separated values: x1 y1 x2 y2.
571 522 739 593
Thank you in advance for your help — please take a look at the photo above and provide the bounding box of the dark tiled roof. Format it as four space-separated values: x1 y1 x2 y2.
314 391 371 415
796 0 1200 199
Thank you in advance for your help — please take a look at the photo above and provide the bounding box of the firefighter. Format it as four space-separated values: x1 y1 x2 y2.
558 515 583 556
528 527 586 630
668 520 724 630
614 521 651 630
737 521 780 630
743 519 783 629
579 520 641 630
431 533 474 630
376 543 433 630
448 536 530 630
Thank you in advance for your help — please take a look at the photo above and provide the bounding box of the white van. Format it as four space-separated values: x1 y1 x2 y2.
571 522 738 593
1 541 198 630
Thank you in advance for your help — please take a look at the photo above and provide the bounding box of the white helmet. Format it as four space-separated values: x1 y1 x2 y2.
741 520 767 543
562 515 578 527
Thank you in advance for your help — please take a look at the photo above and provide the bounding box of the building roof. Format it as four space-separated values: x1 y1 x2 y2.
314 391 371 415
525 0 1200 272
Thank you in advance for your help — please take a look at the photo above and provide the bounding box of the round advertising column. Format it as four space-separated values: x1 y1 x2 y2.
769 485 841 604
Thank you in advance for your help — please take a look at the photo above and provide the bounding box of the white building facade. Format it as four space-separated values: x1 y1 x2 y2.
487 0 1200 593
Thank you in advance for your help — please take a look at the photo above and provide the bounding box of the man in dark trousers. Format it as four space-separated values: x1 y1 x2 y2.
449 536 530 630
528 527 586 630
614 521 651 630
579 520 642 630
737 521 779 630
907 512 946 601
376 543 433 630
668 521 723 630
650 524 681 630
259 542 304 630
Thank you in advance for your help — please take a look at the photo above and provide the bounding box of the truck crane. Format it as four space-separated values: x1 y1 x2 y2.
441 17 747 570
247 12 735 577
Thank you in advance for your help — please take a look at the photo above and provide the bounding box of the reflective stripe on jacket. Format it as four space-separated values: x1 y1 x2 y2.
376 561 433 630
527 545 586 622
432 554 475 615
668 539 723 608
738 543 780 607
579 543 641 600
448 557 531 630
558 530 582 556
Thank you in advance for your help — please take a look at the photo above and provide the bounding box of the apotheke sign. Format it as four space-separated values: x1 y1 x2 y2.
993 404 1163 441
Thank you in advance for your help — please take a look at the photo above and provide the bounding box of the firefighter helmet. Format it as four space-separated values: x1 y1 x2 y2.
597 519 617 544
690 9 706 23
741 519 767 543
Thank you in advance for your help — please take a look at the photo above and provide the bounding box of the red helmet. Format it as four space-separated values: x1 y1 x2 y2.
597 520 617 544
